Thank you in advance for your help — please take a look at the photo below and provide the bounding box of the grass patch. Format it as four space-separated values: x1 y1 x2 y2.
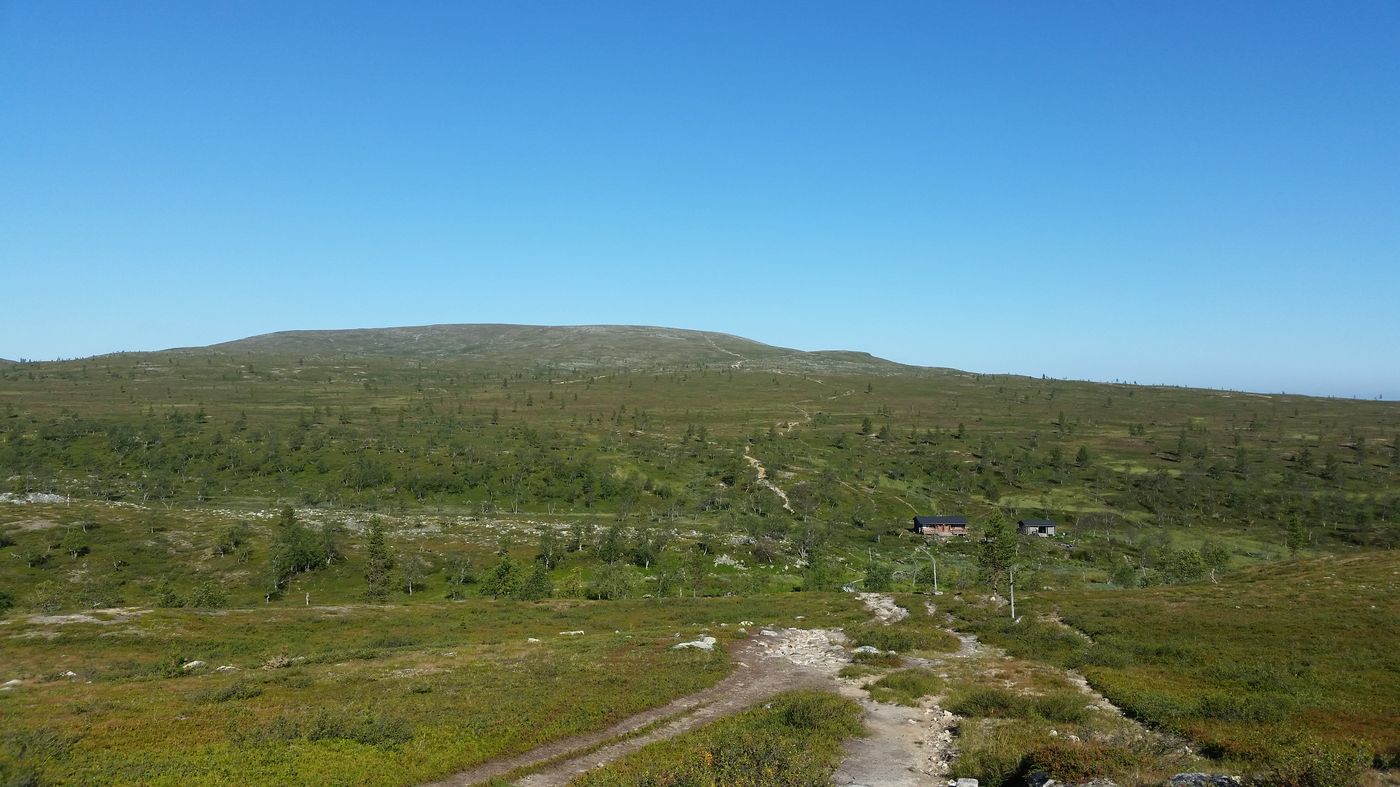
193 679 264 704
837 664 882 680
946 686 1090 724
866 668 942 706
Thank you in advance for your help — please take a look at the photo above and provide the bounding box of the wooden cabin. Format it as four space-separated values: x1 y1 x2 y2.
912 515 968 537
1017 519 1057 537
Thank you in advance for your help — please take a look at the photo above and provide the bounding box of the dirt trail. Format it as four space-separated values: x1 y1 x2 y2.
704 336 748 370
856 592 908 623
428 629 847 787
431 594 991 786
831 691 954 786
832 596 955 786
927 600 1156 724
433 594 965 786
743 446 794 513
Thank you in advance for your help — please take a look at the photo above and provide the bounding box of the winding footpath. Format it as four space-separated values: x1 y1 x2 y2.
743 446 795 513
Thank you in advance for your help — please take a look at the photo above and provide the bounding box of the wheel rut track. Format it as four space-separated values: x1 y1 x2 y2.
429 596 959 786
426 631 840 786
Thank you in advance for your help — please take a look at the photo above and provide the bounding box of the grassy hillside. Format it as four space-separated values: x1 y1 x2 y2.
2 324 1398 783
202 323 912 374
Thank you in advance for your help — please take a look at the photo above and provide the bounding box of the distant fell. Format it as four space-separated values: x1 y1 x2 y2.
202 323 917 374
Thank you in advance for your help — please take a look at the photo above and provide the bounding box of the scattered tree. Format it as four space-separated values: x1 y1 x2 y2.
364 518 394 602
863 560 892 591
976 517 1018 604
400 552 428 595
518 562 552 600
480 556 523 599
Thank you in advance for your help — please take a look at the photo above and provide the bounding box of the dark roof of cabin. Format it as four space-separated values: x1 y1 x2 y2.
1018 519 1056 527
913 515 968 526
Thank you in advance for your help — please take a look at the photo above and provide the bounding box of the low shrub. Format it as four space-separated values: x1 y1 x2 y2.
1021 740 1144 781
234 708 413 748
1101 686 1195 729
837 664 881 679
847 615 959 655
949 721 1033 787
947 686 1028 718
780 690 863 733
1262 735 1368 787
304 708 413 747
1030 692 1091 724
1195 691 1293 723
1071 643 1133 668
195 679 263 703
947 687 1091 724
0 727 77 787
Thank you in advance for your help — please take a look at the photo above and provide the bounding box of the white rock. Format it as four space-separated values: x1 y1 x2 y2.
182 660 206 671
62 670 78 678
527 637 541 643
853 645 881 654
739 620 754 626
672 636 717 651
214 665 239 673
560 630 585 636
760 629 781 637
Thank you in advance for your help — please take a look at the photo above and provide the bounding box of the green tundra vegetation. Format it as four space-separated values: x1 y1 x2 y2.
0 594 865 785
1 325 1397 784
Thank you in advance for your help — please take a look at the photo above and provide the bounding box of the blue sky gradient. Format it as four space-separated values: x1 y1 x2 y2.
2 1 1397 397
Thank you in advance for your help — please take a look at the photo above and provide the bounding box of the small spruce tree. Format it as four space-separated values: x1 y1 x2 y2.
364 518 394 602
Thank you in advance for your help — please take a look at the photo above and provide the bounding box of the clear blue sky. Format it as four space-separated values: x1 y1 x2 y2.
3 1 1397 398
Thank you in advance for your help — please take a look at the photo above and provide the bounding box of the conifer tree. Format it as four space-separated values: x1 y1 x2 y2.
364 518 394 602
